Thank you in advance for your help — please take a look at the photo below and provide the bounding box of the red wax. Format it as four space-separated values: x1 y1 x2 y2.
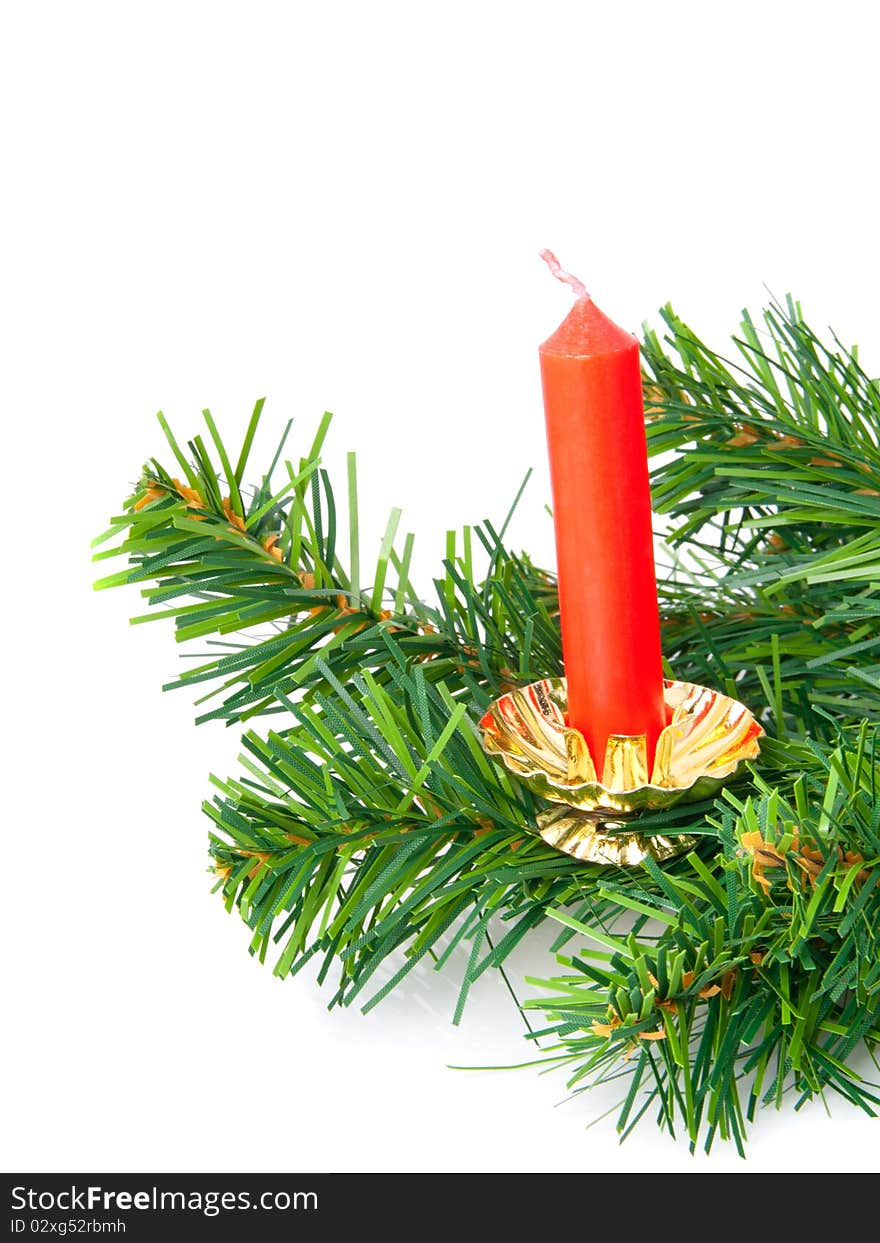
539 274 665 772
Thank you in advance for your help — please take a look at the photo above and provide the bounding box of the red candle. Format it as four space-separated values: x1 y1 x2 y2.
538 251 665 773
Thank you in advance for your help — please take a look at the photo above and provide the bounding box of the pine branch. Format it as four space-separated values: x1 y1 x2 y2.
95 291 880 1145
644 296 880 741
527 727 880 1154
93 406 562 725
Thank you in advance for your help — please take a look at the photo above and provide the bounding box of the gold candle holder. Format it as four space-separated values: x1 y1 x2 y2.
479 678 764 866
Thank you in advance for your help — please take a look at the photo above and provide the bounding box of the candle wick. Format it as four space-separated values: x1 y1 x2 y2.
539 249 589 300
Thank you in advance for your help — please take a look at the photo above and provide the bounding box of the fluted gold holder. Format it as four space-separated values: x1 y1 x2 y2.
479 678 764 865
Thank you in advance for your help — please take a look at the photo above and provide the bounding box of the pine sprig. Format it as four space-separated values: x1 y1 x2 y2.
205 636 556 1013
644 297 880 739
94 406 563 725
528 727 880 1154
95 292 880 1146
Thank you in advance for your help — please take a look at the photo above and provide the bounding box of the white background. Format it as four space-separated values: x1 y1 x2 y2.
3 1 880 1174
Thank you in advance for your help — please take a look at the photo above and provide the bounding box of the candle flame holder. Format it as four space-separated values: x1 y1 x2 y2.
479 678 764 866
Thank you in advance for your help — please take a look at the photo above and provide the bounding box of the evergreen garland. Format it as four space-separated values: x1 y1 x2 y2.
94 295 880 1152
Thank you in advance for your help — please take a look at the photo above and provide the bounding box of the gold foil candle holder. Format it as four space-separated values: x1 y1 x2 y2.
479 678 764 865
